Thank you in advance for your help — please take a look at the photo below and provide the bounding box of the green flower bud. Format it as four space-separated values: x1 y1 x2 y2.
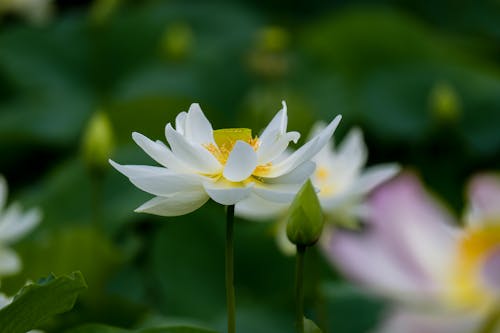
82 111 115 175
286 180 324 247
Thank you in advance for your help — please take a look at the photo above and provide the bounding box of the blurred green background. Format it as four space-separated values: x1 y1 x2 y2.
0 0 499 332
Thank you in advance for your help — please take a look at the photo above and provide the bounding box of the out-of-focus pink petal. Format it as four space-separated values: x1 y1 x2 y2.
481 247 500 294
323 173 460 299
466 172 500 227
373 308 482 333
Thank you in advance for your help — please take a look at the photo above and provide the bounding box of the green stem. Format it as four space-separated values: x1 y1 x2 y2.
295 244 306 333
477 304 500 333
226 205 236 333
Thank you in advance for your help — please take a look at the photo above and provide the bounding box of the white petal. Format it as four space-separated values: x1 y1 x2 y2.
0 175 6 211
0 293 11 308
135 191 209 217
223 141 258 182
349 163 401 197
259 101 288 144
335 127 367 172
0 206 40 244
109 161 204 196
262 115 341 178
175 111 187 135
132 132 190 171
203 179 254 205
110 160 169 177
235 194 287 221
0 246 21 276
184 103 215 145
165 124 221 174
257 131 300 164
254 182 303 203
265 161 316 184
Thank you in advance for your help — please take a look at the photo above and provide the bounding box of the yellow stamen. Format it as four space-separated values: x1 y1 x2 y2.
204 128 261 167
448 221 500 307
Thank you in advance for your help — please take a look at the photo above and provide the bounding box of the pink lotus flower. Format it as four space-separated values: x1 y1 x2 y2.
324 172 500 333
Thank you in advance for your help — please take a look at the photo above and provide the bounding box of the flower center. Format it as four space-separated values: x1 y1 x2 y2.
449 220 500 308
204 128 259 165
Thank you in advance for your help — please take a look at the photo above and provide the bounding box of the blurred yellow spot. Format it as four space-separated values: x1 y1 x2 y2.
429 81 461 124
258 26 289 53
161 22 194 60
81 110 115 173
316 167 329 181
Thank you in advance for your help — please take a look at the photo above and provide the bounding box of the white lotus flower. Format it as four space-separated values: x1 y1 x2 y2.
0 176 41 279
237 125 399 254
110 101 341 216
325 172 500 333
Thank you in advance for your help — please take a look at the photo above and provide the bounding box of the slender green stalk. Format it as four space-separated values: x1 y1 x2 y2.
226 205 236 333
295 244 306 333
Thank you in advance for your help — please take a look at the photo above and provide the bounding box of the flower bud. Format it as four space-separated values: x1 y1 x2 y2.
286 180 324 247
81 111 115 175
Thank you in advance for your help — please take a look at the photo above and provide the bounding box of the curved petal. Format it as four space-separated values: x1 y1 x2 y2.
261 115 341 178
175 111 187 135
366 173 459 291
266 161 316 185
259 101 288 145
223 141 258 182
254 182 303 203
257 131 300 165
0 206 41 244
466 172 500 227
132 132 190 171
374 308 481 333
324 229 434 299
0 246 21 276
235 193 287 221
184 103 215 145
335 127 367 172
203 179 254 205
165 124 222 174
135 191 209 217
110 161 204 196
349 163 401 197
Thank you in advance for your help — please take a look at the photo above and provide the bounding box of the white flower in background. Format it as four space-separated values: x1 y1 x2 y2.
237 125 399 254
110 101 341 216
0 176 41 279
0 293 44 333
325 172 500 333
0 0 54 25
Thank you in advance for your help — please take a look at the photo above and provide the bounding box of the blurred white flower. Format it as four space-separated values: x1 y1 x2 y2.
325 172 500 333
237 125 399 254
0 292 44 333
0 176 41 279
110 102 341 216
0 0 54 25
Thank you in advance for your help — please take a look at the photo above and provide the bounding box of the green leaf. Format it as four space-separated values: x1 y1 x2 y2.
66 323 219 333
304 318 323 333
0 271 87 333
